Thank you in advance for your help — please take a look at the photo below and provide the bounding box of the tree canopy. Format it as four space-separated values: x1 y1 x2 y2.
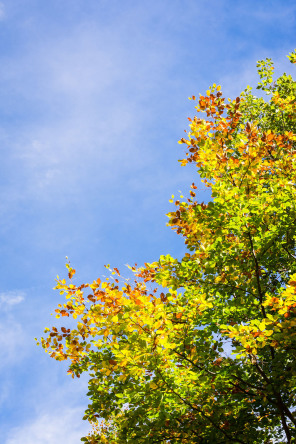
39 51 296 443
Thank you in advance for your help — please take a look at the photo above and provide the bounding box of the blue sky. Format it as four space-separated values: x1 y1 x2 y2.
0 1 295 442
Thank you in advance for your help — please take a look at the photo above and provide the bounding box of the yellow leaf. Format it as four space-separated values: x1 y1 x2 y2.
259 322 265 331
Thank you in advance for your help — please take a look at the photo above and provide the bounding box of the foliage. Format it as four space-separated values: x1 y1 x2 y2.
39 50 296 443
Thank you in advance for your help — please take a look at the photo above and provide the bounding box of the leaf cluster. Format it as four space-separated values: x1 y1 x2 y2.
39 53 296 443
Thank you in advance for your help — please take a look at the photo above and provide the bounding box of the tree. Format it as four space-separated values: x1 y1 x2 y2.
39 51 296 443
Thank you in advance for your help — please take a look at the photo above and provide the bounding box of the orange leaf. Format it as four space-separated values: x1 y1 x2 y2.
61 310 69 317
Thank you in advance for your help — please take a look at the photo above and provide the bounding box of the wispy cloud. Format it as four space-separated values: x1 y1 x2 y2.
0 319 26 367
0 14 176 220
0 2 5 20
5 407 90 444
0 290 25 307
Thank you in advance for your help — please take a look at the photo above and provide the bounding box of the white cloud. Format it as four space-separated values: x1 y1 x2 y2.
0 2 5 20
0 290 25 307
0 17 174 213
5 407 90 444
0 319 26 367
0 299 26 370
